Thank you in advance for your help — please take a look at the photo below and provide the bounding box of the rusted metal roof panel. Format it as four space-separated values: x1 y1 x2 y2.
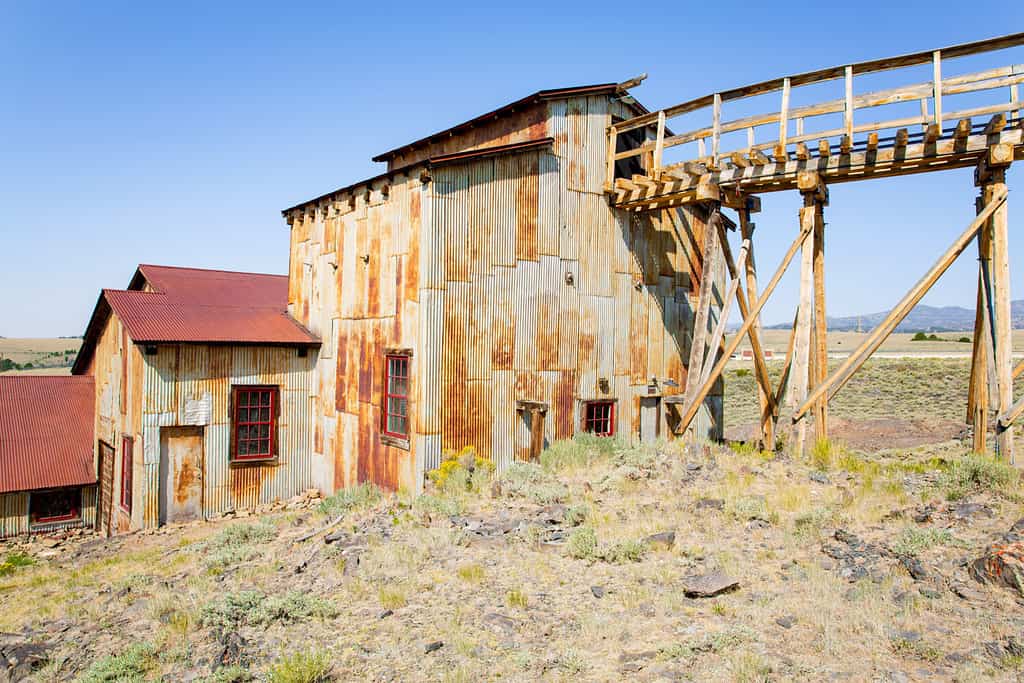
0 376 96 494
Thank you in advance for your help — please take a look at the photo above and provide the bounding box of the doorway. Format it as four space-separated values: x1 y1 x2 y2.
97 441 114 536
640 397 660 442
159 426 205 525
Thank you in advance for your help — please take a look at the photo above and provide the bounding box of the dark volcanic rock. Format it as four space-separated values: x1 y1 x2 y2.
970 541 1024 596
681 571 739 598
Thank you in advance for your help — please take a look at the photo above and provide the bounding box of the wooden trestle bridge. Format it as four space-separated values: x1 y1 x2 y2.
607 33 1024 460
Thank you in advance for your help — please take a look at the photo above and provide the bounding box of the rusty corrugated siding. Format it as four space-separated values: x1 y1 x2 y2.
139 344 319 524
0 486 97 539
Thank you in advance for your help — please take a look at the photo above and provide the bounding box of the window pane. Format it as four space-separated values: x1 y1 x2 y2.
260 391 271 407
258 408 269 422
260 424 270 439
239 392 250 407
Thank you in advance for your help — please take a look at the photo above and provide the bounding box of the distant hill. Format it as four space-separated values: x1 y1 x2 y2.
764 300 1024 332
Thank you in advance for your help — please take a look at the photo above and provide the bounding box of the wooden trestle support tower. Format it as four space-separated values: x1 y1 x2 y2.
607 33 1024 461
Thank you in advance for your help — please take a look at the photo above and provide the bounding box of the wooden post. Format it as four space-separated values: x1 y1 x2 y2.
812 195 828 442
788 196 817 459
969 194 992 453
983 150 1014 461
739 206 773 448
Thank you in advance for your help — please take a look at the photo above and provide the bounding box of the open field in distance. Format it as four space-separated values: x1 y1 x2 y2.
0 337 80 375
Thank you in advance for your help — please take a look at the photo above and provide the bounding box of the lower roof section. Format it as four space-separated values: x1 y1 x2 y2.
0 375 96 494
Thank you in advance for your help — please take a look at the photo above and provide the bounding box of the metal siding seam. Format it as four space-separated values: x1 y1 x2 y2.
538 153 560 256
586 95 608 193
491 370 515 471
513 259 539 373
557 259 580 371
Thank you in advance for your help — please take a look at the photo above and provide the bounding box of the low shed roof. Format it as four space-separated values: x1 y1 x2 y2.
73 265 319 374
0 375 96 494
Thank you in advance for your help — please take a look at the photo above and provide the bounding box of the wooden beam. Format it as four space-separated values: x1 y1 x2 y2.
793 189 1009 421
795 142 810 160
676 219 814 437
954 118 972 141
654 111 666 171
895 128 909 147
697 241 750 391
818 139 831 157
738 209 774 448
997 393 1024 429
683 210 721 407
933 51 943 128
985 113 1007 135
750 148 771 165
923 123 941 143
787 202 816 457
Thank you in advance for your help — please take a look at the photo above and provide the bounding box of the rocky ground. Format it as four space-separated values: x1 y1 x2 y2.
3 436 1024 682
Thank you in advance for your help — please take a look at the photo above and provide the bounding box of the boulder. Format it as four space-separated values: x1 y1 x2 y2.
681 571 739 598
644 531 676 550
969 541 1024 596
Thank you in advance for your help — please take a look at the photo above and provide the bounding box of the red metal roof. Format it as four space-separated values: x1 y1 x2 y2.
0 375 96 494
73 265 318 374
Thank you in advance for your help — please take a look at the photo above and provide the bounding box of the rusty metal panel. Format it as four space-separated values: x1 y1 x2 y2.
536 255 560 371
552 369 576 441
515 153 539 262
490 370 515 470
579 193 613 297
646 286 666 382
585 95 609 193
467 275 491 381
418 289 443 434
566 97 587 192
468 159 494 277
513 260 539 372
557 259 579 371
490 266 515 370
538 153 560 256
613 273 632 376
577 298 597 400
548 99 568 157
595 295 615 385
465 379 492 458
441 282 469 452
340 213 359 316
0 492 28 538
491 156 517 267
560 187 579 261
427 167 453 286
630 282 649 385
440 166 470 283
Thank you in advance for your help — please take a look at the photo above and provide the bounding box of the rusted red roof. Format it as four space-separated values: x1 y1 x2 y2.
73 265 318 374
0 375 96 494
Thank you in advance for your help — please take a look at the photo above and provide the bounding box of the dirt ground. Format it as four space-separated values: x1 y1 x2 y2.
3 436 1024 682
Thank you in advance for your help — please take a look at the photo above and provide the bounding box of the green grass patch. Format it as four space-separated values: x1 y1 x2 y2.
80 642 155 682
318 482 383 517
268 649 333 683
0 552 35 577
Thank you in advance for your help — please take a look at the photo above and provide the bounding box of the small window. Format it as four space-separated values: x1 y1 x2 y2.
232 386 279 461
384 354 410 439
120 435 133 513
583 401 615 437
30 488 81 525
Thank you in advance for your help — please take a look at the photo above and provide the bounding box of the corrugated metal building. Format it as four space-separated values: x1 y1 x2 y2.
72 265 322 535
284 82 724 494
0 376 98 538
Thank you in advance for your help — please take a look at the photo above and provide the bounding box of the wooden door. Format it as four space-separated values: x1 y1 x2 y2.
640 397 660 442
97 441 114 536
159 426 204 524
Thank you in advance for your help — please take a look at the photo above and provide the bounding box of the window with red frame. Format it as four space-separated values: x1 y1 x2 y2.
29 488 81 525
384 355 410 439
120 435 133 513
232 386 278 460
583 401 615 437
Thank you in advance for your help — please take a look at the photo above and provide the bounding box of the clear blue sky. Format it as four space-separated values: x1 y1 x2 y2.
2 2 1024 336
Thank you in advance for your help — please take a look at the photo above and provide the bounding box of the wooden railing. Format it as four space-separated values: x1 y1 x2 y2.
607 33 1024 188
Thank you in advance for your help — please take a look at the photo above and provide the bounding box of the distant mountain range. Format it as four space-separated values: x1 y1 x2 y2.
763 301 1024 332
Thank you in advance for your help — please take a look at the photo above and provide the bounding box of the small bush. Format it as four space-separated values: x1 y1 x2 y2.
318 482 382 517
539 434 620 472
506 589 529 609
811 438 839 470
80 642 155 682
200 522 276 571
377 586 407 609
201 591 337 634
890 527 964 556
0 551 35 577
567 526 598 560
499 463 569 504
428 446 494 494
564 504 588 527
207 666 254 683
412 494 462 517
942 453 1018 500
268 649 333 683
456 563 484 583
600 539 647 564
